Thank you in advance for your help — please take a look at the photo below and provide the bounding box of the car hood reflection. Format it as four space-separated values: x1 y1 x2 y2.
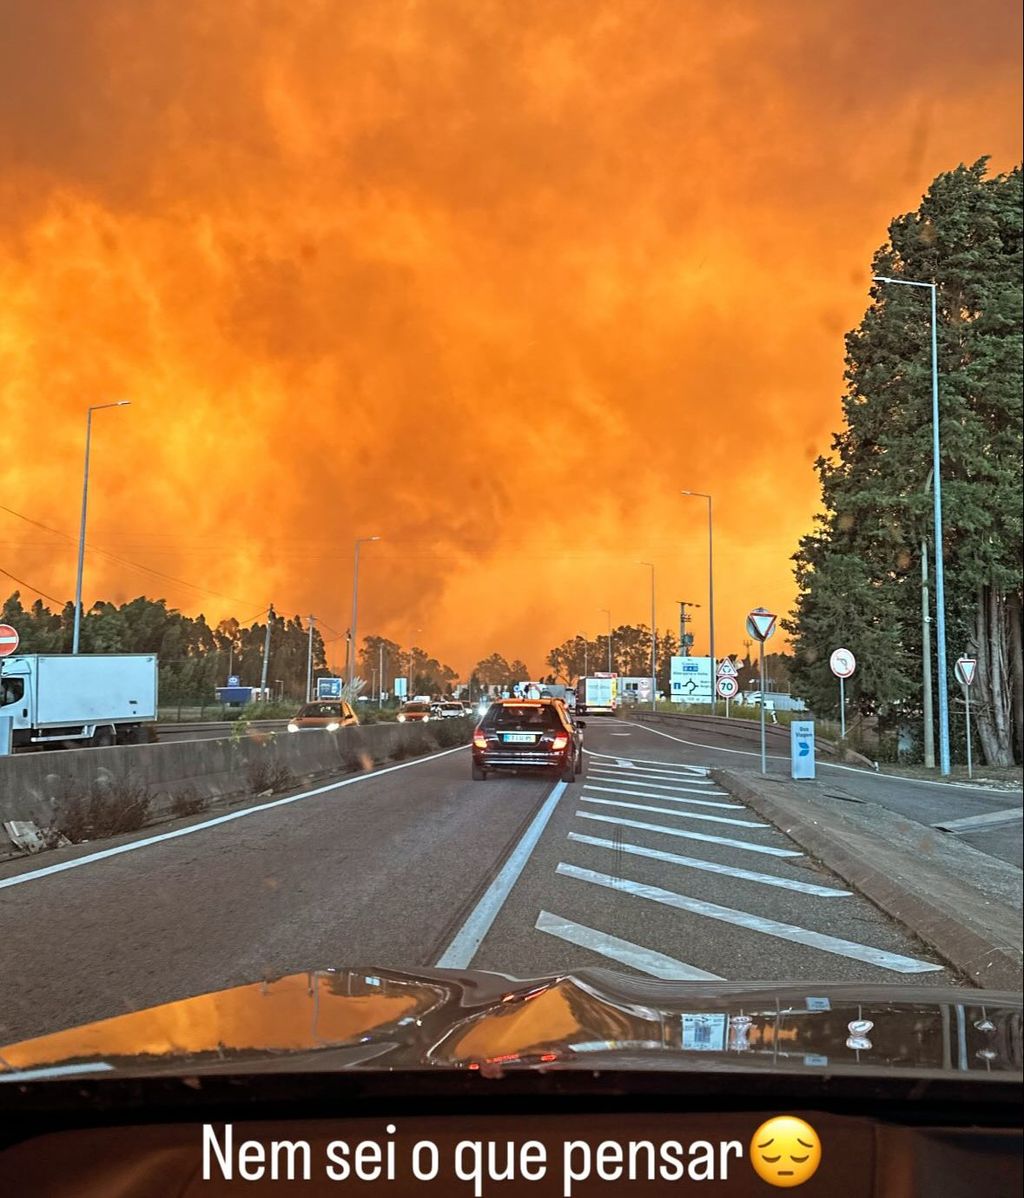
0 968 1019 1081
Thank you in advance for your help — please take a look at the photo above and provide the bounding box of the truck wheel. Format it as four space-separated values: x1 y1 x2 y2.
472 762 488 781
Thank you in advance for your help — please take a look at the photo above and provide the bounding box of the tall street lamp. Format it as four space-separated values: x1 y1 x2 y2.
72 401 130 654
681 490 715 712
578 632 589 678
598 608 612 673
348 536 381 689
873 275 950 775
640 562 656 711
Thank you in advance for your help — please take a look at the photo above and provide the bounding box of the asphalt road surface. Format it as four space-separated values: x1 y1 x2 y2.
1 720 973 1045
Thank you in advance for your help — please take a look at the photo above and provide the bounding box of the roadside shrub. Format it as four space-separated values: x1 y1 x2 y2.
246 757 295 795
170 785 209 818
46 773 151 844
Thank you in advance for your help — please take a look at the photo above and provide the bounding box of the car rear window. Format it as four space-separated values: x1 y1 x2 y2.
403 703 430 712
484 704 562 731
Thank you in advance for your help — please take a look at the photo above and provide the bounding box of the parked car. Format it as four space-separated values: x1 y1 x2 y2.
397 701 433 723
471 698 585 782
287 700 359 732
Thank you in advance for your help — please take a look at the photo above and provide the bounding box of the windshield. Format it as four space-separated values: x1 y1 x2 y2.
297 704 343 718
0 0 1019 1118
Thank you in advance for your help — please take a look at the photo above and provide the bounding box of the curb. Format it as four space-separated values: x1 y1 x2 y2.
714 769 1023 990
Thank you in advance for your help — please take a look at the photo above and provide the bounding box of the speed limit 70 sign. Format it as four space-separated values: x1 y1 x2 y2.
716 675 739 699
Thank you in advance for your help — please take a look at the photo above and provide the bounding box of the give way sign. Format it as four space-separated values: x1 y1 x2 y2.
954 657 977 687
745 608 777 642
0 624 20 658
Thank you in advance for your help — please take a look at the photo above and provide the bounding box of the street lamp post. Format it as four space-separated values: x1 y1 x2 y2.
579 633 588 678
681 490 715 713
873 275 950 775
305 615 316 702
640 562 656 711
598 609 612 673
72 401 130 653
348 536 381 690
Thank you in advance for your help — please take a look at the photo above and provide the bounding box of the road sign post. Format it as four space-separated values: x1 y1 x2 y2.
954 657 977 780
745 609 777 775
716 657 738 720
790 720 815 780
829 648 856 740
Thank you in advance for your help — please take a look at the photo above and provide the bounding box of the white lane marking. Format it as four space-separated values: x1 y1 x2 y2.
584 783 739 810
585 749 707 776
582 795 765 828
615 758 635 767
557 864 943 974
624 719 1023 797
435 782 568 969
933 807 1023 833
0 745 469 891
577 811 802 857
588 765 719 785
609 732 632 737
535 910 724 981
587 775 731 798
568 833 851 896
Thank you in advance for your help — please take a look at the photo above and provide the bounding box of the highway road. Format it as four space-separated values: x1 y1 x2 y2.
0 720 968 1045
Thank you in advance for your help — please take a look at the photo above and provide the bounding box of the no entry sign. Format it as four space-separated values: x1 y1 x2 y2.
0 624 20 658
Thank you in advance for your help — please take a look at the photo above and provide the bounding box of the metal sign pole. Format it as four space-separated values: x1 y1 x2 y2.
965 685 972 780
839 675 846 739
759 639 767 775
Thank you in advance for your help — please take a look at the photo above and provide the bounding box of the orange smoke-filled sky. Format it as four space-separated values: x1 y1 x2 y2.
0 0 1020 675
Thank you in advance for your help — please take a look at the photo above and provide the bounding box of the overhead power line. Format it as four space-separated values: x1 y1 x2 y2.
0 566 65 606
0 503 259 609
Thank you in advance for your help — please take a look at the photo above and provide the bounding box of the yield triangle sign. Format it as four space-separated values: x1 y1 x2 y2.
747 609 777 642
716 658 739 678
954 657 977 687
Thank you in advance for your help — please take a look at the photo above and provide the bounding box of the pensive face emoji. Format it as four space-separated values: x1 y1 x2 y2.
749 1116 821 1187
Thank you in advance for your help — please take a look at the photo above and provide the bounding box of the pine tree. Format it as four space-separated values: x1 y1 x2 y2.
788 160 1023 764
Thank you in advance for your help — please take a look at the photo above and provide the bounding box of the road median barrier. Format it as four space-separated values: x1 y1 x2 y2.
0 718 474 860
714 768 1023 990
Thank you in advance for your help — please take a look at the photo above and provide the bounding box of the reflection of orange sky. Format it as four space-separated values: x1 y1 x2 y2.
0 974 417 1070
1 2 1020 673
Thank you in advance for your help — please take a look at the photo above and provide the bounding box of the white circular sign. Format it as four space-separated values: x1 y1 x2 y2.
829 648 856 678
716 675 739 699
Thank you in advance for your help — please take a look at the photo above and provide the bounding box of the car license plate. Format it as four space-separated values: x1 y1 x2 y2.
503 733 536 743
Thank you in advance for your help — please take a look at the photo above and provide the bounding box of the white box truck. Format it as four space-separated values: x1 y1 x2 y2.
576 675 617 715
0 654 159 749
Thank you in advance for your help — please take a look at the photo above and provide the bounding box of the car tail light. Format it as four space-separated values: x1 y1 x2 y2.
473 732 489 749
551 733 569 750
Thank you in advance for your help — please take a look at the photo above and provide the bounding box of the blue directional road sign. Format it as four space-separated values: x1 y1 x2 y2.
227 674 240 687
317 677 343 700
790 720 816 779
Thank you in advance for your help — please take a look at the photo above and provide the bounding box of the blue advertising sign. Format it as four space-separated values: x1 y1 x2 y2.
790 720 816 780
317 677 343 700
